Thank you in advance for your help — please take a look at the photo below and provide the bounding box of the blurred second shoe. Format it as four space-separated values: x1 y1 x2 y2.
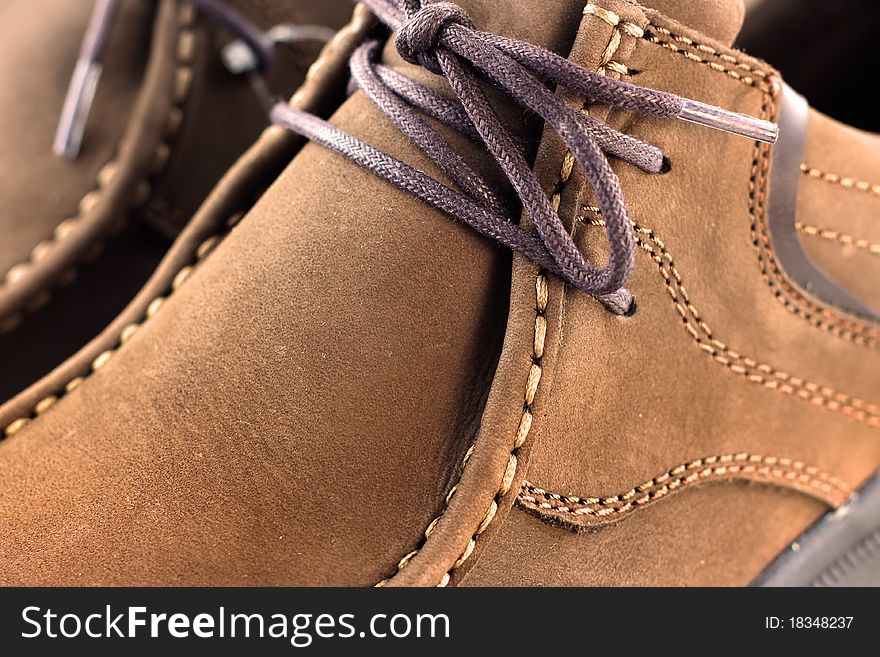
0 0 349 401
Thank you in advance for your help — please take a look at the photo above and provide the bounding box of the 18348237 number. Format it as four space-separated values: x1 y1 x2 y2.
789 617 853 629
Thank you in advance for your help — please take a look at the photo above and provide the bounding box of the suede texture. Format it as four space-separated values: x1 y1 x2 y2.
640 0 744 45
1 0 878 587
0 0 586 585
0 4 375 444
460 0 880 586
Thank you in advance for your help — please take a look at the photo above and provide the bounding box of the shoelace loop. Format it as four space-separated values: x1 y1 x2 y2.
274 0 776 312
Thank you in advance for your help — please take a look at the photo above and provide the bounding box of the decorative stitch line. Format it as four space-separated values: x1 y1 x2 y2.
377 5 632 588
584 4 644 38
423 7 635 587
590 7 875 344
585 2 635 76
580 210 880 426
594 6 879 343
374 273 547 588
586 8 870 346
518 453 851 526
645 23 770 78
642 30 766 88
0 4 197 333
797 223 880 257
801 163 880 197
586 3 771 89
748 94 880 347
0 222 232 440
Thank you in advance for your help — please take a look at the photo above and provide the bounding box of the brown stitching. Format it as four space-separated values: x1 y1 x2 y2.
602 9 879 343
748 93 880 347
590 10 874 344
374 273 548 588
377 6 633 588
645 24 771 82
797 223 880 257
375 4 872 582
642 32 767 88
583 4 644 39
589 9 877 342
0 5 197 332
585 2 634 77
426 8 631 586
580 210 880 426
584 3 636 76
518 454 851 523
801 164 880 197
589 5 773 90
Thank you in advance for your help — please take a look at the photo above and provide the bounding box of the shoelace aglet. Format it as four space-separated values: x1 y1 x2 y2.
221 23 336 75
678 99 778 144
53 59 103 159
56 0 291 159
53 0 119 159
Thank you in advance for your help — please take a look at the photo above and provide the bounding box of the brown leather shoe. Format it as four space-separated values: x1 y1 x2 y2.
1 0 878 586
0 0 347 402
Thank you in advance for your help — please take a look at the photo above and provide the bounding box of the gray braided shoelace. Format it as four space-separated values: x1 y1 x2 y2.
272 0 777 313
55 0 335 160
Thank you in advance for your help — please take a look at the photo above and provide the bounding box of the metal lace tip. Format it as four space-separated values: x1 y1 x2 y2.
221 23 337 76
53 0 120 159
53 60 103 159
678 99 779 145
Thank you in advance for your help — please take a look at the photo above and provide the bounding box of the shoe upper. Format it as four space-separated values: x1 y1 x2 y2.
461 0 880 586
0 0 878 586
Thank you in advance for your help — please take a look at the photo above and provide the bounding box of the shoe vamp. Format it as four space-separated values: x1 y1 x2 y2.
0 66 516 586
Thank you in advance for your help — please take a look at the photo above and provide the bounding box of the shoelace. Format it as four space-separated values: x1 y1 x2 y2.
271 0 777 313
55 0 335 160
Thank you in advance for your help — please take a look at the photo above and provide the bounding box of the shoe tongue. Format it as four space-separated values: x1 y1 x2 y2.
452 0 588 53
643 0 745 46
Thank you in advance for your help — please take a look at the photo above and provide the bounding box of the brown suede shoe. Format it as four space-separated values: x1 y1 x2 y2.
0 0 348 402
1 0 879 587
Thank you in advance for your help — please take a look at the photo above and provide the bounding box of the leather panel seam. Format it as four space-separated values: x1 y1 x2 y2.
750 91 880 345
585 3 773 90
801 164 880 198
797 223 880 257
0 2 371 439
580 209 880 427
381 4 630 587
517 453 850 528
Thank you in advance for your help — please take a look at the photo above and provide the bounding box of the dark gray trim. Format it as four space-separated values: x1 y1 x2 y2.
752 468 880 586
767 84 880 321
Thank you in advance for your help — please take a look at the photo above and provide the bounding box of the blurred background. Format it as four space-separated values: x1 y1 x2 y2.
739 0 879 131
